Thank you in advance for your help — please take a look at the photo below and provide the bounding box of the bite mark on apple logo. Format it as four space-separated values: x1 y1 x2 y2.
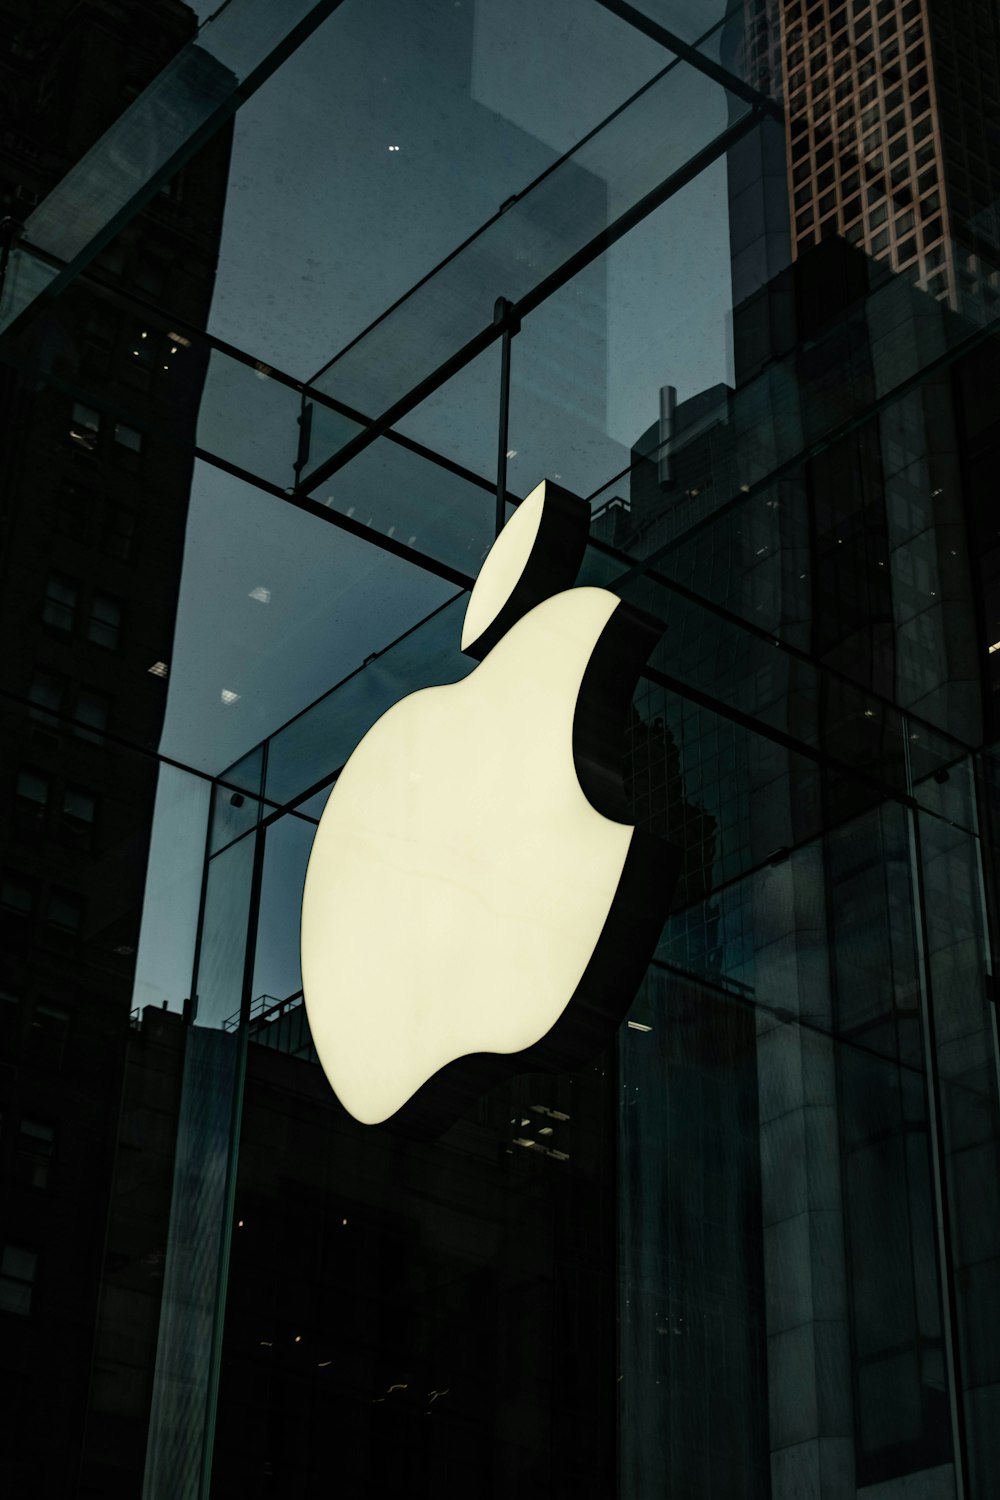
300 479 681 1131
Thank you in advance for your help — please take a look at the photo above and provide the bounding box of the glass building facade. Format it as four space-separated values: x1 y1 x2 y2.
1 1 999 1496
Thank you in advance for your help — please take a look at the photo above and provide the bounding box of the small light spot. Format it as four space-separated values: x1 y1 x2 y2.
221 688 240 706
248 586 271 603
148 660 169 677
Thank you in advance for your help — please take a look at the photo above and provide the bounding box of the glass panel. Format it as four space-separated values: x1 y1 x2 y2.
133 765 213 1014
207 0 671 374
250 814 316 1004
214 1010 616 1496
506 163 737 503
5 0 343 324
584 283 993 749
193 835 255 1031
392 343 502 483
210 748 265 856
621 803 958 1495
917 806 1000 1493
260 594 471 808
159 461 455 776
140 1023 246 1499
196 350 303 491
304 32 749 474
303 432 495 583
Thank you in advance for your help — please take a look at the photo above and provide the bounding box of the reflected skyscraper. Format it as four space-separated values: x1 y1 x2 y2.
0 2 230 1492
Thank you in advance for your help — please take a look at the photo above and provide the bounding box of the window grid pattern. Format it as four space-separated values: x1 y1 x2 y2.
782 0 954 301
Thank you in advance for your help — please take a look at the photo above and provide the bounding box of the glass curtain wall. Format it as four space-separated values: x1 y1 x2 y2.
1 3 999 1499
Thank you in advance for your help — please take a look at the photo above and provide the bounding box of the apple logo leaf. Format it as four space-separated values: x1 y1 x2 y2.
461 480 589 660
301 479 681 1134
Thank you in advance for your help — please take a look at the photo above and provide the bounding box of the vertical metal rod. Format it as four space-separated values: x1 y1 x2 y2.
494 297 518 537
907 805 970 1500
239 822 267 1027
187 777 218 1026
294 395 313 489
198 819 266 1499
0 216 20 308
657 384 676 488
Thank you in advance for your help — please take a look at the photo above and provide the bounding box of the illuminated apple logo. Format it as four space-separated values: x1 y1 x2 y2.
300 479 680 1129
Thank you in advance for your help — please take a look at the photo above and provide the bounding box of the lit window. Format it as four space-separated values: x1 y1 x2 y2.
69 402 100 451
42 572 78 633
129 322 154 364
0 1245 37 1316
16 1120 54 1189
87 592 121 651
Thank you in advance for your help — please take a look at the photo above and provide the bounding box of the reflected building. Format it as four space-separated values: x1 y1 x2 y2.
0 1 230 1493
776 0 1000 306
594 208 998 1500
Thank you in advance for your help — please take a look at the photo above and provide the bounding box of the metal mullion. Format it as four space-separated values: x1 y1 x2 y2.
296 106 766 497
593 3 782 116
494 298 519 536
193 446 476 592
907 806 971 1500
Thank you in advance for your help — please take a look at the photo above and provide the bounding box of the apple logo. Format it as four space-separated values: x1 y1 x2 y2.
300 479 680 1130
